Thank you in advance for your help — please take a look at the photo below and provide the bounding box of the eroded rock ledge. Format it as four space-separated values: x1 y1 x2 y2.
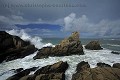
72 61 120 80
33 31 84 59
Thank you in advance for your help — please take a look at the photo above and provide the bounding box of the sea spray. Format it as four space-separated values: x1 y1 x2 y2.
0 29 119 80
6 29 54 49
0 47 120 80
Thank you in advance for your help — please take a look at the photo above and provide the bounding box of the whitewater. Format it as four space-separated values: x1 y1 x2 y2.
0 29 120 80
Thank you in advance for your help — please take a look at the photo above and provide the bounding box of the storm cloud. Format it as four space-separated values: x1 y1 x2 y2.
63 13 120 37
0 0 120 38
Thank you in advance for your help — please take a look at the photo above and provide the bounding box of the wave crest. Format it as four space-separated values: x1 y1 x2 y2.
6 29 54 49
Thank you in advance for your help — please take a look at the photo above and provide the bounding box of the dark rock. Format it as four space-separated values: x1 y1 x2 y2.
34 61 68 75
72 67 120 80
19 74 36 80
5 45 37 62
76 61 90 72
6 67 38 80
34 61 68 80
0 31 37 63
113 63 120 69
6 69 31 80
72 62 120 80
85 41 103 50
14 68 24 73
97 62 111 67
33 31 84 59
9 61 68 80
111 51 120 54
34 73 65 80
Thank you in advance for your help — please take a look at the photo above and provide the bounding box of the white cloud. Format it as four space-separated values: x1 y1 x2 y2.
63 13 120 37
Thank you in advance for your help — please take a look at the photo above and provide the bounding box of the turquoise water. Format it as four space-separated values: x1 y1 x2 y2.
42 38 120 51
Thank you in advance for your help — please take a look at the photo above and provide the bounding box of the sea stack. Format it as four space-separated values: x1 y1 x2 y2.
33 31 84 59
85 41 103 50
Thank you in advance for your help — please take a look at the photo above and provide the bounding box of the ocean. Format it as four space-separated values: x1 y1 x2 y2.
0 29 120 80
42 38 120 52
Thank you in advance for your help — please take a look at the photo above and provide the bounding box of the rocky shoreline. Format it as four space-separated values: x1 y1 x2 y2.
72 61 120 80
0 31 37 63
0 31 120 80
6 61 120 80
33 32 84 59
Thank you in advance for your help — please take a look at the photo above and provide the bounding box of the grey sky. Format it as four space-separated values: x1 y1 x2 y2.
0 0 120 38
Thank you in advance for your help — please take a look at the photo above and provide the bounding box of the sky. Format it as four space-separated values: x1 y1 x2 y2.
0 0 120 38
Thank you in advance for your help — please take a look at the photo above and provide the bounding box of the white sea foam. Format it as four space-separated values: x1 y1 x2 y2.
0 47 120 80
0 30 120 80
6 29 55 49
106 44 120 47
43 43 55 47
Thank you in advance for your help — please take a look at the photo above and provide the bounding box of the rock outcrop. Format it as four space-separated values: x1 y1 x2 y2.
113 63 120 69
0 31 37 63
7 61 68 80
85 41 103 50
72 61 120 80
97 62 111 67
6 67 38 80
34 31 84 59
111 51 120 54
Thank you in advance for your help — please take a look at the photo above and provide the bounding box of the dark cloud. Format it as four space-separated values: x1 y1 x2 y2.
0 0 120 38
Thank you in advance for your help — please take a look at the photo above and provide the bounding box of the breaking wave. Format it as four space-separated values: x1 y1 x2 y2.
0 29 120 80
6 29 54 49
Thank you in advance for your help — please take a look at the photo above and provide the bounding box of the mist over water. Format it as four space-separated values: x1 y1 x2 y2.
0 29 120 80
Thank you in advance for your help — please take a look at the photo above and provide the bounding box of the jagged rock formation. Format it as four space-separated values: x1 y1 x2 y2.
72 61 120 80
7 61 68 80
85 41 103 50
33 31 84 59
0 31 37 63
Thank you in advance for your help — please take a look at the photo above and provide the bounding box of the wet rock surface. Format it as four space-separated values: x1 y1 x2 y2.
97 62 111 67
111 51 120 54
6 67 38 80
113 63 120 69
7 61 68 80
34 31 84 59
0 31 37 63
85 41 103 50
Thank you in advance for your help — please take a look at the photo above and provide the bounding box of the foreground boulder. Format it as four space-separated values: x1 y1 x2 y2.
85 41 103 50
76 61 90 72
6 67 38 80
72 61 120 80
34 31 84 59
0 31 37 63
7 61 69 80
